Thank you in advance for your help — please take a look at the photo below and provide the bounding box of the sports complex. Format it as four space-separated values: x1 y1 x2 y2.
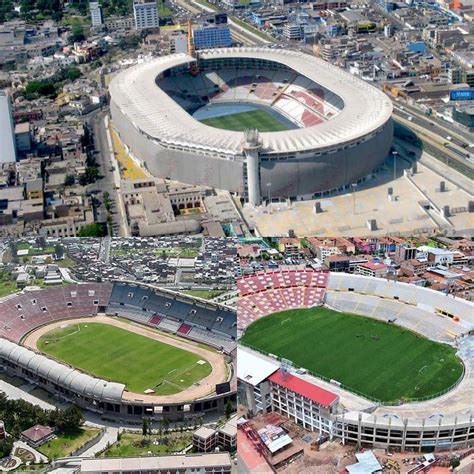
0 282 236 421
237 269 474 450
109 47 393 206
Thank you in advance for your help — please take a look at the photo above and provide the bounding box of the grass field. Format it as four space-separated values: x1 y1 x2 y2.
39 427 100 460
241 308 464 403
37 323 212 395
103 432 192 457
201 110 290 132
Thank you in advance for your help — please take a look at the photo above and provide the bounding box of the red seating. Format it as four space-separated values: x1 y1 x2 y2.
177 323 192 335
237 270 329 334
149 315 162 326
0 283 113 343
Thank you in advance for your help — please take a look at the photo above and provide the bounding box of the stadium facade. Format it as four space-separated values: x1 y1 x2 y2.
0 283 236 421
109 48 393 206
237 270 474 451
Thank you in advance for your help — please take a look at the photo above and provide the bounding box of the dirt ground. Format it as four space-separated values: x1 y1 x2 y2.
23 315 229 404
237 409 473 474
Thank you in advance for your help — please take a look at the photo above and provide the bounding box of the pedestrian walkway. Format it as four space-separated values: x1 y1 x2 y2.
109 127 148 180
80 427 119 457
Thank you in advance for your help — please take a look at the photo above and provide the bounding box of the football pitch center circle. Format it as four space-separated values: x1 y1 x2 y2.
24 316 228 402
240 307 465 404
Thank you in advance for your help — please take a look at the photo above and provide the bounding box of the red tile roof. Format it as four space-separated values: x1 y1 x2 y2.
21 425 54 442
269 370 338 407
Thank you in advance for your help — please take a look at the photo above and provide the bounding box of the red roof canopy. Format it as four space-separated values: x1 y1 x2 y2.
269 370 338 407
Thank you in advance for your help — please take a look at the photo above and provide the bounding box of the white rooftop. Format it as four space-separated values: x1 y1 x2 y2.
238 346 278 386
346 450 382 474
109 47 392 155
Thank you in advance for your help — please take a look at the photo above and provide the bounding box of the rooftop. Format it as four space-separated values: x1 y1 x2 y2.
80 452 232 472
109 47 392 155
238 346 279 387
269 370 338 407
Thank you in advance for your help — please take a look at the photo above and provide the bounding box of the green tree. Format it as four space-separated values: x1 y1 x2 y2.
450 457 460 468
25 80 57 99
78 223 107 237
0 437 13 458
54 245 64 259
79 166 99 186
225 400 233 420
142 418 148 437
69 24 85 44
62 66 81 82
54 405 84 433
64 175 75 186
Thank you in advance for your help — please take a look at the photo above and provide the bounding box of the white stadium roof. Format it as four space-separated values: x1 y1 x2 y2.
0 338 125 403
109 48 393 155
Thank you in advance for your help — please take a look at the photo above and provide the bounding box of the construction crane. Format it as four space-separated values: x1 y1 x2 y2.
187 20 199 76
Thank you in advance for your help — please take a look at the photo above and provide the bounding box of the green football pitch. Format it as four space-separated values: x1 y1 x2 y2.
37 323 212 395
200 109 290 132
240 308 463 403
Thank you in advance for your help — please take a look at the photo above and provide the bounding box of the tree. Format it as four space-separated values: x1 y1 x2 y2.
54 405 84 434
78 223 107 237
142 418 148 437
79 166 99 186
54 245 64 259
63 67 81 82
64 175 75 186
225 400 233 420
69 24 85 44
103 191 111 211
25 80 57 98
0 437 13 458
450 457 460 468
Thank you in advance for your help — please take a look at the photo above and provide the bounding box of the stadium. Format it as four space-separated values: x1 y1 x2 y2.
109 47 393 206
0 282 236 421
237 269 474 450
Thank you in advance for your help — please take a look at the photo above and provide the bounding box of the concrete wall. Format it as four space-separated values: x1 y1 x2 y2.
111 99 393 201
259 120 393 199
110 101 245 194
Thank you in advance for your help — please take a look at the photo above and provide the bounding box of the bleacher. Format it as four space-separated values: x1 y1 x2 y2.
325 289 468 343
157 66 342 129
237 270 329 334
327 273 474 329
177 323 192 335
106 283 236 353
0 283 113 343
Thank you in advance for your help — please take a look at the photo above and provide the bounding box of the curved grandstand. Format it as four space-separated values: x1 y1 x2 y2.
237 270 474 450
0 283 236 421
110 48 393 205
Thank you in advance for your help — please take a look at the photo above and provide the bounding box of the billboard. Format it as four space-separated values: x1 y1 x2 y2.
450 90 473 101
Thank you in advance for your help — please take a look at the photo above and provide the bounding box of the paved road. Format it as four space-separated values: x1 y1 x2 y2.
87 109 125 236
81 427 119 457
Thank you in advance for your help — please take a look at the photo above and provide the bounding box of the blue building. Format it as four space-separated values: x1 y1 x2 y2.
193 26 232 50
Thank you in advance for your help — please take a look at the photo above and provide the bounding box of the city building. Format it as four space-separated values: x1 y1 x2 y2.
193 426 217 452
90 2 104 27
453 105 474 131
80 453 232 474
269 370 339 435
353 261 388 278
193 25 232 50
133 0 159 30
0 91 17 164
